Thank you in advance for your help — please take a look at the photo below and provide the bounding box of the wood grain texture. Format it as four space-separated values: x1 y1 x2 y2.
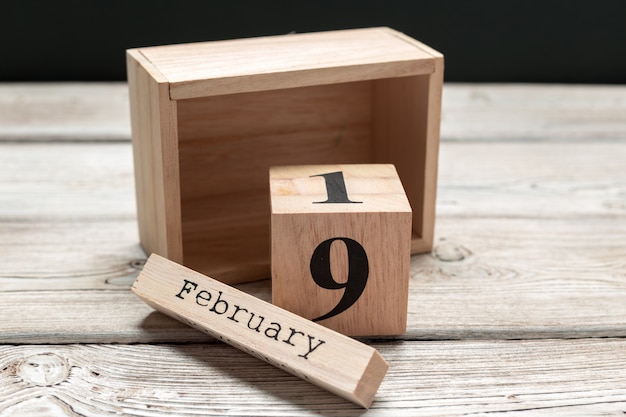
135 27 438 100
2 83 624 143
2 140 626 342
4 214 626 343
441 84 626 141
2 339 626 416
0 83 130 142
126 50 183 266
0 142 141 289
2 83 626 416
372 71 442 252
176 81 372 282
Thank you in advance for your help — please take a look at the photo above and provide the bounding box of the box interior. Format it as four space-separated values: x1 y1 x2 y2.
176 75 430 283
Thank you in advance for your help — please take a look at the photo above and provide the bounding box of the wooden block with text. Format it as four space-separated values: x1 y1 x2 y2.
270 164 412 336
131 254 388 408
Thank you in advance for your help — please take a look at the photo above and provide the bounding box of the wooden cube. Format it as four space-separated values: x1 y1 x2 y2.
127 27 443 284
270 164 412 336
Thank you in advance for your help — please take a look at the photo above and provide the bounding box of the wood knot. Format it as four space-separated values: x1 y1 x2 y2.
433 242 471 262
17 353 69 386
130 259 146 269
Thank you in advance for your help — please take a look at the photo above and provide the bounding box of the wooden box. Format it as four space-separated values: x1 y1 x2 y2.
126 27 443 284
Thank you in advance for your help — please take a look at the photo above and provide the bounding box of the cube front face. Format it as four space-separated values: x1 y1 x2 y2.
270 164 412 336
127 27 443 284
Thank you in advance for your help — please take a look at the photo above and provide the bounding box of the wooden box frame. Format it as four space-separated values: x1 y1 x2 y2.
126 27 443 284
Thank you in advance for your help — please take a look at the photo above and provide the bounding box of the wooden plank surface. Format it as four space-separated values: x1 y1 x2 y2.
2 83 625 142
1 82 626 416
2 340 626 416
441 84 626 141
2 141 625 342
0 83 130 142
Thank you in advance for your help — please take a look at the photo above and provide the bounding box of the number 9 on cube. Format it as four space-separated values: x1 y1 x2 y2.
270 164 412 336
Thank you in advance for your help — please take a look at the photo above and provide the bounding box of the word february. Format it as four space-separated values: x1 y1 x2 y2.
175 279 325 360
131 254 389 408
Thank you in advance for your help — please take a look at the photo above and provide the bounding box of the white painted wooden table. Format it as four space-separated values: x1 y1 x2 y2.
1 83 626 416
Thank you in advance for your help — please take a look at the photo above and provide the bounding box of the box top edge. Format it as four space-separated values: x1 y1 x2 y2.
130 27 439 98
126 49 170 84
133 27 420 56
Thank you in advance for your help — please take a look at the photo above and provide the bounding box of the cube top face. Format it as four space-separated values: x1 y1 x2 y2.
270 164 412 215
131 27 441 100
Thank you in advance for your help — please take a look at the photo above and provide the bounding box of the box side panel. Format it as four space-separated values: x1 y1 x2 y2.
159 90 183 263
127 50 183 262
176 81 373 283
420 57 444 251
371 70 442 253
127 51 160 254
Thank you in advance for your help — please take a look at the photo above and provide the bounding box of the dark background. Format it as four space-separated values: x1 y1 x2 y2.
3 0 625 83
